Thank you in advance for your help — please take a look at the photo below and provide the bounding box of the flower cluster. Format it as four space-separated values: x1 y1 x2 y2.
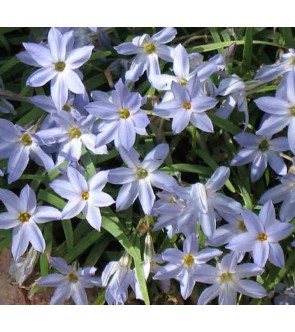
0 27 294 305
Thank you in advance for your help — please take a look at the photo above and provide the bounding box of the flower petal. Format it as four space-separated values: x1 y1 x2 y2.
138 179 155 215
198 284 219 305
33 206 62 224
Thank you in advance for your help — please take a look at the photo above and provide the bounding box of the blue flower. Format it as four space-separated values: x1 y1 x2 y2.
227 200 293 268
37 257 101 305
196 252 266 305
85 79 149 151
108 143 177 215
154 76 218 134
230 132 289 182
114 28 177 82
153 234 222 300
0 185 61 260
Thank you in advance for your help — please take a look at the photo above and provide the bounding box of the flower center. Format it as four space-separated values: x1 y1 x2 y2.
220 272 233 283
183 101 191 110
179 79 187 86
119 108 130 119
81 191 89 200
290 106 295 116
55 61 66 72
183 254 194 267
62 104 71 112
136 168 148 179
168 196 177 204
21 133 32 146
68 127 81 139
19 212 31 223
144 42 156 54
258 140 269 151
68 272 78 283
257 233 268 241
238 220 247 232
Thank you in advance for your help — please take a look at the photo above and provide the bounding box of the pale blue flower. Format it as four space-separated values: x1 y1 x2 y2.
101 253 143 305
85 79 149 150
227 200 293 268
153 234 222 300
216 75 249 128
0 77 15 114
108 143 177 215
190 166 242 238
259 173 295 222
0 119 54 183
20 27 93 109
154 76 218 134
37 257 101 305
207 210 248 247
152 187 198 238
196 252 266 305
37 112 107 165
114 27 176 82
255 49 295 82
0 185 61 260
255 69 295 154
50 166 114 231
231 132 289 182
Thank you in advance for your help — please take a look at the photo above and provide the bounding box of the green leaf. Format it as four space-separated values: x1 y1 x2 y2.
61 220 74 251
280 28 295 48
189 40 285 53
0 56 19 75
209 113 241 135
161 164 212 176
242 28 253 70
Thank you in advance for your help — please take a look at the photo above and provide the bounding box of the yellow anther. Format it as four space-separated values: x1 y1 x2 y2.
21 133 32 146
183 102 191 110
81 192 89 200
119 108 130 119
179 79 187 86
68 272 78 283
257 233 268 241
238 220 247 232
62 104 71 112
68 127 81 139
136 168 148 179
184 254 194 267
55 61 66 72
220 272 233 283
258 140 269 152
19 212 31 223
144 42 156 54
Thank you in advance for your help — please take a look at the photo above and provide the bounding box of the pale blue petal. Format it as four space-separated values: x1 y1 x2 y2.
252 241 269 267
251 152 267 182
20 185 36 214
226 233 256 253
37 274 67 287
8 146 29 184
138 179 155 215
279 191 295 222
83 203 102 230
12 225 29 261
231 149 256 166
108 167 136 184
234 280 266 298
218 285 237 305
71 282 88 305
173 44 189 79
64 70 85 94
33 206 62 223
256 115 290 136
267 152 287 175
89 192 114 207
50 179 79 200
51 74 68 111
50 283 71 305
149 171 177 191
23 42 51 66
26 66 56 87
50 257 71 274
117 118 136 151
118 146 141 169
67 166 88 193
198 284 219 305
235 263 264 279
267 222 293 242
62 198 85 219
258 200 275 228
0 212 19 229
242 209 264 234
179 269 195 300
206 166 230 191
259 184 290 205
116 182 139 211
288 117 295 154
48 28 66 62
190 112 214 133
268 242 285 268
27 222 45 253
66 45 94 69
255 97 290 115
142 143 169 172
152 27 177 44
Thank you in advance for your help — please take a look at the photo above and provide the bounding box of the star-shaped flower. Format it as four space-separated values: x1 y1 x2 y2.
0 185 61 260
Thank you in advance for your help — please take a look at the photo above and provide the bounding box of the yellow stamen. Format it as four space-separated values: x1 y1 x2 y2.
62 104 71 112
183 102 191 110
21 133 32 146
119 108 130 119
68 272 78 283
136 168 148 179
257 233 268 241
183 254 194 267
168 196 176 204
144 42 156 54
81 192 89 200
258 140 269 152
68 127 81 139
220 272 233 283
19 212 31 223
55 61 66 72
238 220 247 232
179 79 187 86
